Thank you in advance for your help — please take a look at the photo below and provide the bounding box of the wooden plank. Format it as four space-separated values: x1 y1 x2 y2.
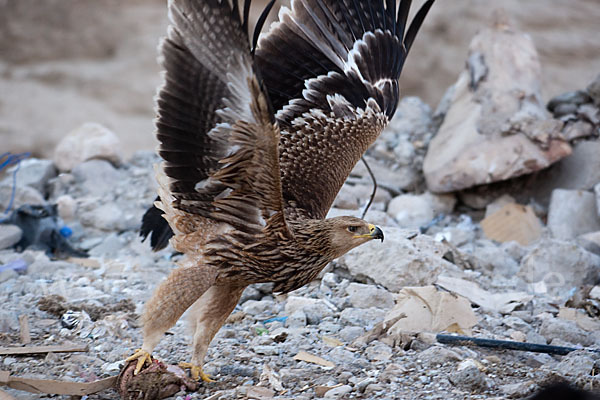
0 344 87 356
4 376 117 396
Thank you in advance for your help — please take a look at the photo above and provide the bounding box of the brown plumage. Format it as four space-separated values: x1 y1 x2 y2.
129 0 434 381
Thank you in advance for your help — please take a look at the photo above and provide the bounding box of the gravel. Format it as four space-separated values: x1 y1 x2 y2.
1 95 600 399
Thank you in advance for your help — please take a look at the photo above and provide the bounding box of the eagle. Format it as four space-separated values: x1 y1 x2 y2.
128 0 434 382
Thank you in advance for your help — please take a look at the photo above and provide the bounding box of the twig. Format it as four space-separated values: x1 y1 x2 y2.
360 156 377 219
437 334 600 356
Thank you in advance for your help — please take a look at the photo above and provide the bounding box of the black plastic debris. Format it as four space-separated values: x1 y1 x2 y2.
3 204 86 258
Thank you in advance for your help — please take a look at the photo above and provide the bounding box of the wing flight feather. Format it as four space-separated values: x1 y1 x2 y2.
256 0 434 219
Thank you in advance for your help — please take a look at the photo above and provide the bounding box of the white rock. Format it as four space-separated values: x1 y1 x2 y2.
284 296 333 325
387 192 456 229
548 189 600 239
0 158 56 193
323 384 353 399
448 359 488 392
72 159 121 197
424 16 570 192
350 156 419 193
0 224 22 250
56 195 77 221
285 310 307 328
535 141 600 202
539 318 595 347
79 203 133 231
339 307 386 328
338 228 463 292
0 184 45 211
53 122 123 172
556 350 595 379
242 300 274 316
345 283 395 309
519 239 600 296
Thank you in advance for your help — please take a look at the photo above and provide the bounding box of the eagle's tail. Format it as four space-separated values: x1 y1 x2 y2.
140 197 174 252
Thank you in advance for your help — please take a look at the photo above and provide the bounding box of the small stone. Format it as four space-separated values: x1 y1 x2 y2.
578 104 600 125
355 377 377 392
576 231 600 256
547 90 592 112
387 192 456 229
3 357 17 367
54 122 123 172
364 342 393 361
88 233 123 258
0 184 45 211
339 307 386 328
327 346 358 365
345 283 395 309
547 189 600 239
418 346 463 366
242 300 275 316
323 384 352 399
0 158 56 193
338 326 365 343
556 350 595 379
80 203 127 231
590 286 600 301
72 159 122 197
519 239 600 297
448 359 488 392
364 383 385 394
0 224 22 250
536 140 600 196
285 310 307 328
500 381 536 398
284 296 333 325
246 386 275 399
253 345 278 356
539 317 594 346
563 120 594 141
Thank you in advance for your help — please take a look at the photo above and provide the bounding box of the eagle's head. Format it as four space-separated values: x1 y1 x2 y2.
304 216 384 260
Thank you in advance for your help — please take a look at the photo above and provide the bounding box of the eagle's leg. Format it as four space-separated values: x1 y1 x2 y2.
126 265 218 374
181 283 247 381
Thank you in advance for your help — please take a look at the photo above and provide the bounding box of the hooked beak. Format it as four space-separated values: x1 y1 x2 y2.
354 224 384 242
369 224 384 242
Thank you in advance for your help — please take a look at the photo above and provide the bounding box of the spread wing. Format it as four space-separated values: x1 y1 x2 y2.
155 0 288 241
255 0 434 219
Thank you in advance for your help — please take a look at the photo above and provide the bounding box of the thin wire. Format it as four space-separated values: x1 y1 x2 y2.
360 156 377 219
0 152 31 222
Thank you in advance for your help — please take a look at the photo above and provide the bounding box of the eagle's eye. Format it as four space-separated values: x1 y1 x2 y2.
347 226 358 233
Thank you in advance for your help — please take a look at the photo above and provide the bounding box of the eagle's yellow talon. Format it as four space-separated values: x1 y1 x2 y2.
179 362 214 382
126 349 153 375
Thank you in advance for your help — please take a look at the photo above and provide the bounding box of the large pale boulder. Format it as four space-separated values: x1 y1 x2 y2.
338 228 463 292
424 14 571 193
53 122 124 172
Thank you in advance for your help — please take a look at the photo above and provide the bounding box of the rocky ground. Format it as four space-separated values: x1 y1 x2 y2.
2 3 600 399
1 76 600 399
